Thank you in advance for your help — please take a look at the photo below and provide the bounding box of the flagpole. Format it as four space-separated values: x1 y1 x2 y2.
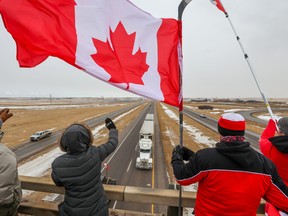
177 1 192 216
218 0 277 123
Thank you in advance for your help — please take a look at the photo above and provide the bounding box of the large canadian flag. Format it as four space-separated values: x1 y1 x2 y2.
0 0 182 107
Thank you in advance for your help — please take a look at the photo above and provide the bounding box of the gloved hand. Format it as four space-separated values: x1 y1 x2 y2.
0 109 13 123
172 145 194 161
105 118 116 130
181 146 194 161
171 145 183 164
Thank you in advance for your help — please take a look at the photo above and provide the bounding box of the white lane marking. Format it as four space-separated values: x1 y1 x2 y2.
113 201 117 209
126 159 132 172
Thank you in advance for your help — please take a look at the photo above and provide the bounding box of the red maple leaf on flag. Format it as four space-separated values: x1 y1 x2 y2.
91 22 149 89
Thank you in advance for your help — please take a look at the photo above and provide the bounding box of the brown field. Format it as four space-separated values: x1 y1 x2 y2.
1 100 141 148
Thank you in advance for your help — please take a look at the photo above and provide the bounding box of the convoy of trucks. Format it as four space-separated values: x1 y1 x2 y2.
136 113 154 169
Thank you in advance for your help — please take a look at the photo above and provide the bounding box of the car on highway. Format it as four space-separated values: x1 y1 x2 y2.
30 130 52 141
200 114 206 118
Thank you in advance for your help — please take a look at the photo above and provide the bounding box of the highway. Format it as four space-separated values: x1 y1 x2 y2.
12 102 143 161
104 102 168 214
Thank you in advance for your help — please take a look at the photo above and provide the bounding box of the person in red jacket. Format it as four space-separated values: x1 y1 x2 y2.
171 113 288 216
259 117 288 216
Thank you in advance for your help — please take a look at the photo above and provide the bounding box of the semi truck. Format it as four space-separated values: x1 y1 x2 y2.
136 114 154 169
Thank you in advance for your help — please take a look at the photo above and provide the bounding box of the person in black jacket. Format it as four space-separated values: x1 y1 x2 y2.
171 113 288 216
51 118 118 216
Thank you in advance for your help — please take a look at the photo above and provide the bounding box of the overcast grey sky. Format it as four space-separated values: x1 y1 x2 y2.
0 0 287 99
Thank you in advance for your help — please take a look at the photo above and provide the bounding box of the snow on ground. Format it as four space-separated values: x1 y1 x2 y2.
257 114 282 121
91 106 138 135
223 108 252 112
161 104 215 148
18 147 64 196
184 105 197 110
162 104 219 216
18 148 63 177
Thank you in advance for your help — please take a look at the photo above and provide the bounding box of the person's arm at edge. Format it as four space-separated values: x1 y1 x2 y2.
259 119 276 155
98 128 118 161
263 163 288 213
171 151 202 186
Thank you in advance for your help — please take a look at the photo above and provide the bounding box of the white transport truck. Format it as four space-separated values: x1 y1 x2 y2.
136 114 154 169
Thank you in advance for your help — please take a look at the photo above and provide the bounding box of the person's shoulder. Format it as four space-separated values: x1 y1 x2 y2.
197 147 217 154
0 143 15 155
194 147 217 160
0 144 17 164
52 153 68 167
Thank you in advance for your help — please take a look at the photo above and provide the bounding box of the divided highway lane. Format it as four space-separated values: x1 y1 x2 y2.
105 102 168 214
13 102 143 162
105 103 150 212
183 108 261 151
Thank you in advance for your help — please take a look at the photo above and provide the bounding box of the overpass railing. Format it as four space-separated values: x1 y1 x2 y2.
19 176 265 216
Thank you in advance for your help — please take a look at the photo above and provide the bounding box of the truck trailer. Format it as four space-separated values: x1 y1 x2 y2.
136 114 154 169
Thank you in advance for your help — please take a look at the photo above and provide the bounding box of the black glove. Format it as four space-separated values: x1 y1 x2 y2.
105 118 116 130
172 145 194 162
181 146 194 161
171 145 183 164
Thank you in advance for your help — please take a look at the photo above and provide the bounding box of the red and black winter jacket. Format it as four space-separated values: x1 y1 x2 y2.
172 141 288 216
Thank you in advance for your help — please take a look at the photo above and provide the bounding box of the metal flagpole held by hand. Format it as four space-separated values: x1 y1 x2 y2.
177 1 192 216
216 0 277 126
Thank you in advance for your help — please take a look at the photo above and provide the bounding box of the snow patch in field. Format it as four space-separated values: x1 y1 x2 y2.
161 104 215 147
224 108 251 113
42 193 60 202
210 112 221 114
184 105 197 110
18 147 64 196
257 115 282 121
18 148 63 177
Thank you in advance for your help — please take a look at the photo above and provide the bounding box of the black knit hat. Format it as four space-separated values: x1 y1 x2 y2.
218 113 245 136
277 117 288 135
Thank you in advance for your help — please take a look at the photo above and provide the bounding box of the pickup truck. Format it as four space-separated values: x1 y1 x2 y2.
30 130 52 141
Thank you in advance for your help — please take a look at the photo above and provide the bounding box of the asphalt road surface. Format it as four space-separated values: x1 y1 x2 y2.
105 102 168 214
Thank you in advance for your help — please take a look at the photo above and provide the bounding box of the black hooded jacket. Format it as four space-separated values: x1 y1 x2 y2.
51 124 118 216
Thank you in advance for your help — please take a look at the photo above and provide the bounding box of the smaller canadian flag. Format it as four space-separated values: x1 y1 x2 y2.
210 0 226 14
